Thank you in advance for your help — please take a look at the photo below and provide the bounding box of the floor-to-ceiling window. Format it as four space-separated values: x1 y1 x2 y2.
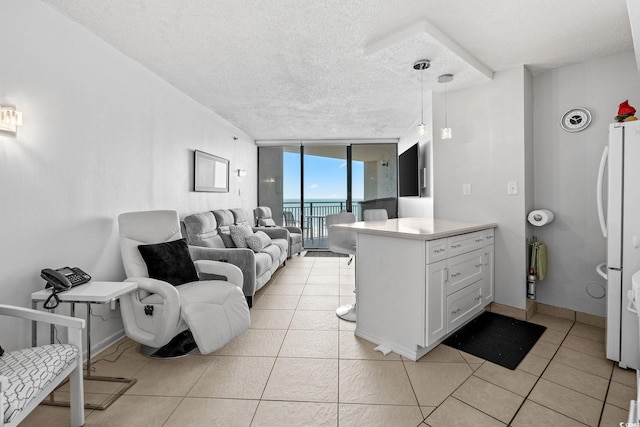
258 143 397 250
302 145 348 249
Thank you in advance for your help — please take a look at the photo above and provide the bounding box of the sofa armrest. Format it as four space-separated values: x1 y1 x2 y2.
194 260 243 288
254 226 289 240
284 226 302 235
188 246 257 297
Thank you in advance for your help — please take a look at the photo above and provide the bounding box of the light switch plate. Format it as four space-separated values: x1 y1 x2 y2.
507 181 518 195
463 183 471 196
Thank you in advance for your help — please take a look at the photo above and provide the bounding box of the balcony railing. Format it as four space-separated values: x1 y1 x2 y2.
283 201 362 247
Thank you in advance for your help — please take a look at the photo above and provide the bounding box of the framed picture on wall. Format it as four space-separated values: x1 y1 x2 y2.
194 150 229 192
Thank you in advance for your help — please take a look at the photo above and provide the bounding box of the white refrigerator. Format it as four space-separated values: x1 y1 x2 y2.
597 120 640 370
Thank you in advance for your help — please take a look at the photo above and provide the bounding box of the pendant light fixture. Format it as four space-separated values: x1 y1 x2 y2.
413 59 430 139
438 74 453 140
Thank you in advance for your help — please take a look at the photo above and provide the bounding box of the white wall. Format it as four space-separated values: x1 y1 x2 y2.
532 51 640 316
0 0 257 352
433 67 532 310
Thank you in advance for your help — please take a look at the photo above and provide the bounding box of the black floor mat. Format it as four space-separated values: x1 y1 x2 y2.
151 330 198 358
304 251 349 257
442 311 546 370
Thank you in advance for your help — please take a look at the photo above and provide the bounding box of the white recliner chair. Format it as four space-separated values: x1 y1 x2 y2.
326 212 357 322
118 210 250 357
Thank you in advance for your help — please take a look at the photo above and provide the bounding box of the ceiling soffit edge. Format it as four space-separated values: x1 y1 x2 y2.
364 19 494 81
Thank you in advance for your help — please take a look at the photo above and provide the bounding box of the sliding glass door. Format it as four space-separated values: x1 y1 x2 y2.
302 146 348 249
258 143 398 250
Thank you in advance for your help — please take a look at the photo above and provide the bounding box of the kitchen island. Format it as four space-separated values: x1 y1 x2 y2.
333 218 497 361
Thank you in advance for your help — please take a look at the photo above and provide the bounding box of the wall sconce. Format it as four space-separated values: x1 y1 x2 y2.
237 169 247 177
0 106 23 134
380 160 389 167
413 59 431 139
438 74 453 140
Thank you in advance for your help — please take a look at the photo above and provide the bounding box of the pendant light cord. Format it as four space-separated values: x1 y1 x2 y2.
444 80 448 127
420 69 424 125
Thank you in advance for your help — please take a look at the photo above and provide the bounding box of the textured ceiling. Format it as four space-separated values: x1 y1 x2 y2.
43 0 634 141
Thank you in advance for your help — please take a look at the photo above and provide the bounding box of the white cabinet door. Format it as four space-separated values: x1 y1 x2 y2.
482 245 494 304
426 259 447 345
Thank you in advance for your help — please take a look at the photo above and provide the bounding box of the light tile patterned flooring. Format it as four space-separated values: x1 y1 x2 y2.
23 253 636 426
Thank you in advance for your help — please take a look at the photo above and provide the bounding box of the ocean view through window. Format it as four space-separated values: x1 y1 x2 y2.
258 144 398 249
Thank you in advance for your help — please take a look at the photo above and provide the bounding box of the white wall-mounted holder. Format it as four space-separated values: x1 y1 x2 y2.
237 169 247 177
0 105 23 134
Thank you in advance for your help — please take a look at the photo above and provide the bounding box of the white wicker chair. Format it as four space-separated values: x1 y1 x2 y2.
0 304 85 427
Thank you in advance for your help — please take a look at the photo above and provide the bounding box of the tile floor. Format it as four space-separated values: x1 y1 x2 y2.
23 253 636 426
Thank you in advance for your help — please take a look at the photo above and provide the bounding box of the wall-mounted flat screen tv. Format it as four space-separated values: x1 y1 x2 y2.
398 142 419 197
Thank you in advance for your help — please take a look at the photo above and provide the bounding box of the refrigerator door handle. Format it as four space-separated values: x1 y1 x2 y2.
596 262 608 280
597 146 609 238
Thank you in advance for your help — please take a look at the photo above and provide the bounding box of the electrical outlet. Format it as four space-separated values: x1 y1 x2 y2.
507 181 518 195
463 183 471 196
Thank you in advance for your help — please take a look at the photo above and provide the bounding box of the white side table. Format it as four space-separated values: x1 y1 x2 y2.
31 281 138 410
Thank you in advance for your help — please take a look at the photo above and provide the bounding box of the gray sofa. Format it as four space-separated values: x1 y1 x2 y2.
182 208 288 307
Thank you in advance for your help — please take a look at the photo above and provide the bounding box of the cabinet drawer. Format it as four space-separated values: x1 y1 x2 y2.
446 248 486 295
447 279 484 333
483 228 495 243
426 238 447 264
447 229 490 257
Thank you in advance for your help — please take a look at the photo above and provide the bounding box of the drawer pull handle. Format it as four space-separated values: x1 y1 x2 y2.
433 248 445 253
487 235 494 239
474 296 481 301
475 239 483 243
451 272 461 277
451 244 462 248
474 263 483 268
451 308 460 314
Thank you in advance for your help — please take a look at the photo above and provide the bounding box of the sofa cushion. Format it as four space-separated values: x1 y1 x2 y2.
229 223 253 248
213 209 235 234
258 218 276 227
245 231 273 253
138 238 200 286
255 206 272 219
183 212 225 248
219 232 235 248
231 208 251 225
253 252 272 277
261 244 281 264
271 238 288 260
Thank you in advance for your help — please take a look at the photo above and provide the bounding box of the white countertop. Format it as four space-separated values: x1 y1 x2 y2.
332 218 497 241
32 281 138 303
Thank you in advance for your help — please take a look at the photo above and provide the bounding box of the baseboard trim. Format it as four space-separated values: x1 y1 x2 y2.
489 301 605 328
84 329 128 363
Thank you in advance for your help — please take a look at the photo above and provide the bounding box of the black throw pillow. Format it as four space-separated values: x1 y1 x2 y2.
138 238 199 286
